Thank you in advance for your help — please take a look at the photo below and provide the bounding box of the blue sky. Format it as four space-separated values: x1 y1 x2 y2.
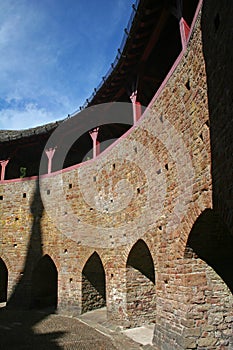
0 0 134 130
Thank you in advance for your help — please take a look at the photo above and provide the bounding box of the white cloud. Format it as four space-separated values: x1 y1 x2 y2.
0 0 134 130
0 103 62 130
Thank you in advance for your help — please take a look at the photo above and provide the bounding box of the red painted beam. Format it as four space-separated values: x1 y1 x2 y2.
180 17 190 50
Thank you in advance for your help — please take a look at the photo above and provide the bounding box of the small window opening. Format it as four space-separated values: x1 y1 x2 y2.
185 79 191 90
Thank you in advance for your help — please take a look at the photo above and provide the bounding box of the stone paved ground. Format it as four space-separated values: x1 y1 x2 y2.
0 308 155 350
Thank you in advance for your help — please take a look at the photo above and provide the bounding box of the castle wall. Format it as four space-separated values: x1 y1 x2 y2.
0 1 232 349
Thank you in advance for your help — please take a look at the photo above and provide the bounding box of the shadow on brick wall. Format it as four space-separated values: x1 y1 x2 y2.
201 0 233 231
0 180 63 349
196 0 233 293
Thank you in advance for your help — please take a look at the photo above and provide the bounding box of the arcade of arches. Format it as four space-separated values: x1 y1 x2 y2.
1 212 232 349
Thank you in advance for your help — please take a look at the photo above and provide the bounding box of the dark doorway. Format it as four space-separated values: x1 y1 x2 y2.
0 258 8 303
126 239 156 326
31 255 58 310
82 252 106 313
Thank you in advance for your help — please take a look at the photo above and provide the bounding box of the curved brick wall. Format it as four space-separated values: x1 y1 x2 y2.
0 1 232 349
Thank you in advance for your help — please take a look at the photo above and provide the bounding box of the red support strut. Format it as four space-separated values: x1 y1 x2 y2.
0 160 9 181
89 128 100 159
130 91 142 124
180 17 190 50
45 148 56 174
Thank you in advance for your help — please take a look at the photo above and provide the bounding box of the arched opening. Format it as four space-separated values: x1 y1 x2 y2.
31 255 58 310
182 209 233 346
0 258 8 303
185 209 233 293
126 239 156 326
82 252 106 313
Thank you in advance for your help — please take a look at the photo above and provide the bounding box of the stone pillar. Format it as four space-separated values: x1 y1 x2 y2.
179 17 190 50
45 148 56 174
130 91 142 124
0 159 9 181
89 128 100 159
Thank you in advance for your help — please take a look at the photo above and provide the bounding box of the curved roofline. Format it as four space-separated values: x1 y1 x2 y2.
0 0 197 139
0 0 140 136
0 120 63 142
0 0 203 185
76 0 140 112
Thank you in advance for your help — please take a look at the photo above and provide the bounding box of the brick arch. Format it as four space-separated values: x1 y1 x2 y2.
153 207 233 349
184 208 233 292
0 253 13 272
140 233 159 269
174 204 204 259
41 250 60 272
31 254 58 310
127 239 155 284
126 238 156 327
79 248 106 272
178 208 233 348
81 251 106 313
0 257 8 303
124 234 156 262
